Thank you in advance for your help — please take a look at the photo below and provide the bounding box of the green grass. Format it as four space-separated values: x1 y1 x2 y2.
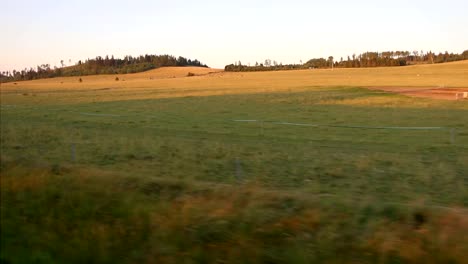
1 86 468 263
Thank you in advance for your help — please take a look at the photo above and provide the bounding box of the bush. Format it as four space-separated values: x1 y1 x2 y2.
187 72 196 77
115 77 119 81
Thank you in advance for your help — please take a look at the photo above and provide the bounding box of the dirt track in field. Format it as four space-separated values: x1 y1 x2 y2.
368 87 468 101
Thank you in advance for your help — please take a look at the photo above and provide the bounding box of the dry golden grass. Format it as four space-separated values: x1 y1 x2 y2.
1 61 467 103
1 66 221 87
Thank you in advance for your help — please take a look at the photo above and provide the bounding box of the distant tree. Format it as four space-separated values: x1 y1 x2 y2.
428 51 434 63
413 50 419 60
462 50 468 59
304 58 328 68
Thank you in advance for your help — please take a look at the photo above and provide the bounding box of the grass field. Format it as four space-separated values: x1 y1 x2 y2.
1 62 468 263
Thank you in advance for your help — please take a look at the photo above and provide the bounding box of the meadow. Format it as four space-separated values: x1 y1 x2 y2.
1 62 468 263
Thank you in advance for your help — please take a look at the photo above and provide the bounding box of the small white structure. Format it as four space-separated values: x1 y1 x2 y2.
455 92 468 100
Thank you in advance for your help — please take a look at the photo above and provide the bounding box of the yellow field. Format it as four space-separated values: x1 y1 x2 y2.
1 61 468 105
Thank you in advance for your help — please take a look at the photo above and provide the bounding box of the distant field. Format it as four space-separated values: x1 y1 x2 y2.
1 61 468 104
1 62 468 263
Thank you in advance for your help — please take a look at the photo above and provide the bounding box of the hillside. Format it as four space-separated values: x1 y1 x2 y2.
0 54 208 83
1 61 467 105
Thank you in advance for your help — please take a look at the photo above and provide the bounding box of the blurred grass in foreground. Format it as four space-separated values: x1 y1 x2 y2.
1 158 467 264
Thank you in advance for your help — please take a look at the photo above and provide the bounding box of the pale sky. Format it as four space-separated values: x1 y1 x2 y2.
1 0 467 71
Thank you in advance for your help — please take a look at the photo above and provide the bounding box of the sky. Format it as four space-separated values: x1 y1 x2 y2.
1 0 467 71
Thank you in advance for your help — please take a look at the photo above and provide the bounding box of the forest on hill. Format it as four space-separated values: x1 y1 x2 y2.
225 50 468 72
0 54 207 83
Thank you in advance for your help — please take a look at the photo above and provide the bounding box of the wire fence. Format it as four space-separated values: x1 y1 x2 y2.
234 119 458 144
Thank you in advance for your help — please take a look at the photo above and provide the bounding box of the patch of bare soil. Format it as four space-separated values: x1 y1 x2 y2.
368 87 468 101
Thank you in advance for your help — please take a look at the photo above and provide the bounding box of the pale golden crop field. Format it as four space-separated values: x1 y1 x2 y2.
1 61 467 106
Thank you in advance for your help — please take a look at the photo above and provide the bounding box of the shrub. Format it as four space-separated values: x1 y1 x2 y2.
187 72 195 77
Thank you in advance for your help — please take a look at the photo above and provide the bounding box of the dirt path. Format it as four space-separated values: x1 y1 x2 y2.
368 87 468 101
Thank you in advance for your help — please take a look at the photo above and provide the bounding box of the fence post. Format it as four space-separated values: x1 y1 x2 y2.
71 143 76 162
450 129 456 145
260 121 264 136
450 128 456 144
235 157 243 183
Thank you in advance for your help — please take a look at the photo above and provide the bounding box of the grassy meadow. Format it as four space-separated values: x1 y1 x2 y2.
1 62 468 263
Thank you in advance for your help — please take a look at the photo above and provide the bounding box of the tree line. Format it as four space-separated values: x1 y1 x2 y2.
224 59 304 72
0 54 207 83
225 50 468 72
